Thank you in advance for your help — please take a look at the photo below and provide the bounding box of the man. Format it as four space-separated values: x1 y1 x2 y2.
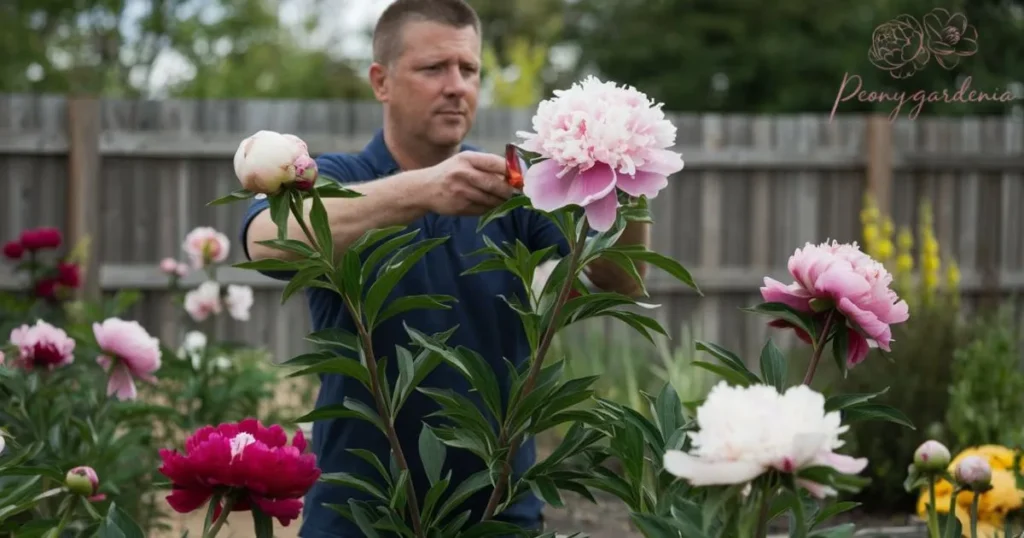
240 0 651 536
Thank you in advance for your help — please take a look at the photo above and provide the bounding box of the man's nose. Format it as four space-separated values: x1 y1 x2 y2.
442 66 472 97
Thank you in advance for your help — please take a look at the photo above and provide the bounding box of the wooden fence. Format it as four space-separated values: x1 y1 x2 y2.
0 93 1022 364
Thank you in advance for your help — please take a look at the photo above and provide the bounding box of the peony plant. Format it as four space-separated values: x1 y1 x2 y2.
210 75 989 538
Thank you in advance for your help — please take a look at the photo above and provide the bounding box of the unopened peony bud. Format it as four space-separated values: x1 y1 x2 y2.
954 455 992 490
233 130 315 194
913 440 951 472
160 257 179 274
65 466 99 496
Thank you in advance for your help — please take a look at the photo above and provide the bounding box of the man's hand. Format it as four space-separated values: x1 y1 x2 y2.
423 152 517 216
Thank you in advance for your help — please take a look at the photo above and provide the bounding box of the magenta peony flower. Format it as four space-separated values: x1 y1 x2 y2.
182 226 230 269
9 320 76 370
515 76 684 231
158 418 320 526
760 240 909 367
93 317 161 400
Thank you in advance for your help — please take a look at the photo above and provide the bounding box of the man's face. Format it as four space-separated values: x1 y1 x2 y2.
376 21 481 148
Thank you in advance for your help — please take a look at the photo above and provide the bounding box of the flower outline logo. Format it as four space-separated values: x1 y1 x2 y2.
869 8 979 79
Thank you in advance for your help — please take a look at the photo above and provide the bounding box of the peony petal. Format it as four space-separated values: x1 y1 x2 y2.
583 190 619 232
522 159 574 211
812 264 871 301
836 297 892 350
815 452 868 475
566 162 618 207
760 277 813 312
251 496 304 526
166 487 212 513
845 329 871 367
638 148 685 176
663 451 766 486
106 362 138 400
616 170 667 198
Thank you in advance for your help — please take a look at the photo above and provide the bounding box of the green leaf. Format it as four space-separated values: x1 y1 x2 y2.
528 476 564 507
405 326 504 422
744 302 816 341
375 294 456 326
812 502 861 528
477 194 532 232
316 181 363 198
287 356 370 386
654 383 682 440
233 258 308 272
824 388 888 411
255 238 317 258
605 244 701 295
347 500 382 538
307 189 335 263
268 192 291 240
840 402 916 429
94 502 145 538
207 188 256 206
281 266 332 303
694 341 760 384
293 398 385 432
359 229 420 283
322 472 389 501
418 425 447 487
305 327 360 353
364 237 449 326
349 225 409 254
759 338 788 391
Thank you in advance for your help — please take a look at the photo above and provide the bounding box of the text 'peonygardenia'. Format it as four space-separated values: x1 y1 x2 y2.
516 75 684 231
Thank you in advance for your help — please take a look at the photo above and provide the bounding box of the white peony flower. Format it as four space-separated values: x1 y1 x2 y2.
224 285 254 321
663 381 867 497
184 281 222 322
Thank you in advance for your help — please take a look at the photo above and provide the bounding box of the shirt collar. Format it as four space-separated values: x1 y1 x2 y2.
361 128 482 176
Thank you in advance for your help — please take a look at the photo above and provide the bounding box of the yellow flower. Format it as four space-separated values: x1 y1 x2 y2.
917 445 1024 536
947 261 962 289
875 239 894 260
882 217 894 237
897 229 914 250
896 253 914 273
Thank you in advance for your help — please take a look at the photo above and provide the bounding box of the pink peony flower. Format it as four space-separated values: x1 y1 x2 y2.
9 320 76 370
515 76 684 231
760 240 909 367
224 285 254 321
93 317 162 400
183 227 230 269
234 130 318 194
158 418 320 526
184 281 222 321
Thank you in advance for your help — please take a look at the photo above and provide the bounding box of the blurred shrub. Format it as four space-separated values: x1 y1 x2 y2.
945 304 1024 451
811 194 970 513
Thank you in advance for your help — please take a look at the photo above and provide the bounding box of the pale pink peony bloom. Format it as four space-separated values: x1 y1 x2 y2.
516 76 684 231
160 257 179 274
183 227 230 269
234 130 318 194
760 240 909 367
9 320 76 370
663 382 867 497
175 262 190 278
93 317 161 401
225 285 254 321
184 281 222 322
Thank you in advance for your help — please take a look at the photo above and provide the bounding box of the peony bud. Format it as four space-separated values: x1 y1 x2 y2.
954 455 992 490
913 440 951 472
233 130 315 194
65 466 99 497
2 241 23 260
160 257 179 274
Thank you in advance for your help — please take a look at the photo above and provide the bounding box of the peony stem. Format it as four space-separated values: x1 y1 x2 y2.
204 496 235 538
927 477 940 538
801 310 835 385
481 220 590 521
753 487 771 538
284 191 425 537
969 493 979 538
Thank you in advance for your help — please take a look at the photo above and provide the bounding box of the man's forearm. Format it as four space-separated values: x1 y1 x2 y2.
246 171 431 261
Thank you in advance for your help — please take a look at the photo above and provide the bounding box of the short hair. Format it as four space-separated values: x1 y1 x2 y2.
372 0 481 66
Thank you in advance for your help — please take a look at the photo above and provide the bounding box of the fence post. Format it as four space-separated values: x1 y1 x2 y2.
66 97 102 301
865 114 893 216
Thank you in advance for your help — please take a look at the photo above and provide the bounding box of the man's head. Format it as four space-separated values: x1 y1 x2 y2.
368 0 482 152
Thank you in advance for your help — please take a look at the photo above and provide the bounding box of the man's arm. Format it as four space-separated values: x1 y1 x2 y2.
245 171 431 262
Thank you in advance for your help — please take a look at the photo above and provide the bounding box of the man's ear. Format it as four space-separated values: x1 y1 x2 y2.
368 62 389 102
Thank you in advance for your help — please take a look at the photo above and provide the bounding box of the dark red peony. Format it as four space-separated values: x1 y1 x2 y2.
19 227 62 251
158 418 320 526
2 240 23 259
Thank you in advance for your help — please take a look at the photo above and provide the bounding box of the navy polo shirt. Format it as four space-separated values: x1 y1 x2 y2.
239 130 574 537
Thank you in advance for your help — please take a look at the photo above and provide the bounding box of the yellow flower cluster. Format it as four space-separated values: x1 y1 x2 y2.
860 194 960 306
916 445 1024 537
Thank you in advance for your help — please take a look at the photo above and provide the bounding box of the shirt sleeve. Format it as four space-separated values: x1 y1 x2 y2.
238 154 351 279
